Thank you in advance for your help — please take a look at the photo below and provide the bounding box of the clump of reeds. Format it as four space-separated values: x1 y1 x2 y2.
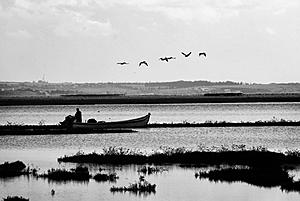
58 145 300 168
58 147 147 164
204 118 298 124
196 166 300 193
2 196 29 201
0 161 36 177
195 166 293 187
5 122 24 126
110 177 156 194
281 180 300 193
149 119 300 127
285 149 300 158
102 147 143 156
137 166 168 175
39 166 91 181
93 172 119 182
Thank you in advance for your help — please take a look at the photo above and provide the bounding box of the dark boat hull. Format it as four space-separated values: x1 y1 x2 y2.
72 113 151 129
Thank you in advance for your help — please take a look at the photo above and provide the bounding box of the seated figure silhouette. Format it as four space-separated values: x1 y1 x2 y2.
75 108 82 123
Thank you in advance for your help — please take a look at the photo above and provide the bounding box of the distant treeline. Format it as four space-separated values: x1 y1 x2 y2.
61 94 125 97
144 80 246 88
204 92 243 96
0 81 299 97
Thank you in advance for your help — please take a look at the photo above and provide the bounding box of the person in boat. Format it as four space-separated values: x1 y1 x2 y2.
75 108 82 123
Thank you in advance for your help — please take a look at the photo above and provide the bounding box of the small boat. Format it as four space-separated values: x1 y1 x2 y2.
72 113 151 129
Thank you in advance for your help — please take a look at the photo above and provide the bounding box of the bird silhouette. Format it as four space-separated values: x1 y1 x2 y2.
51 189 55 196
199 52 206 57
117 62 129 65
139 61 148 66
159 57 176 62
181 52 192 57
139 175 145 182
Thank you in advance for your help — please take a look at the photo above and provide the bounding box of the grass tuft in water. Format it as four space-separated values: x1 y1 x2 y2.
110 177 156 194
93 172 119 182
39 166 91 181
2 196 29 201
195 166 300 193
137 166 168 175
0 161 36 178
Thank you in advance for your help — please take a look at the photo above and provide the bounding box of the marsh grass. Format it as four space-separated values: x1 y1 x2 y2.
149 119 300 127
58 145 300 168
196 166 300 192
2 196 29 201
5 122 24 126
39 166 91 181
196 167 292 187
0 161 36 178
93 172 119 182
110 177 156 195
137 166 168 175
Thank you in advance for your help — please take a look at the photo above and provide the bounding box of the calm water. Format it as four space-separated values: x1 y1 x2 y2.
1 102 299 125
0 103 300 200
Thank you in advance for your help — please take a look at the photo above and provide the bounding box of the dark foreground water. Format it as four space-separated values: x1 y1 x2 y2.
1 165 299 201
0 103 300 200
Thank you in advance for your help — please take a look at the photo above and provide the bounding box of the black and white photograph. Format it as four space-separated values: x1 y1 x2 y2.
0 0 300 201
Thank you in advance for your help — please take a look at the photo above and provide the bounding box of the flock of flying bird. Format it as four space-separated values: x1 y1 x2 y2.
117 51 206 67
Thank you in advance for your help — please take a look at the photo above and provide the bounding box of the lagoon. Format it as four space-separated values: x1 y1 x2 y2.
0 103 300 201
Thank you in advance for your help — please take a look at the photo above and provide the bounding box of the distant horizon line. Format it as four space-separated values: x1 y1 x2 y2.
0 79 299 85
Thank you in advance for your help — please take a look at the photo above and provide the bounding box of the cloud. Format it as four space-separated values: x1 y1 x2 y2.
0 0 114 38
153 4 239 23
0 0 16 10
106 0 241 23
1 0 299 39
265 27 276 36
5 29 32 39
94 0 300 23
53 16 113 37
147 0 300 23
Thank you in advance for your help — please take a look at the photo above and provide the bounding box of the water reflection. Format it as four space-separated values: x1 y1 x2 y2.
110 189 156 197
195 167 300 192
110 176 156 197
1 164 300 201
137 165 168 175
38 177 90 185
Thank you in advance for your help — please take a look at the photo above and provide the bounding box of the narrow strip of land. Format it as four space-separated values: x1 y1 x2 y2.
0 94 300 106
0 126 136 135
148 121 300 128
0 121 299 135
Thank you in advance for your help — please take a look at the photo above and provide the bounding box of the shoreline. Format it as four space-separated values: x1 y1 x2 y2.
148 121 300 127
0 93 300 106
0 121 299 136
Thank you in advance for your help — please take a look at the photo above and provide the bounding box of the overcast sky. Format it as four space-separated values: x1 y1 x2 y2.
0 0 300 83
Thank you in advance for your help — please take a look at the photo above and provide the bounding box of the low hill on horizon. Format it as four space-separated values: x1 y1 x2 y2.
0 80 299 96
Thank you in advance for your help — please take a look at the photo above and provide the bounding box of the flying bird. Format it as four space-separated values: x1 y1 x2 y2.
181 52 192 57
117 62 129 65
199 52 206 57
139 61 148 67
159 57 176 62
